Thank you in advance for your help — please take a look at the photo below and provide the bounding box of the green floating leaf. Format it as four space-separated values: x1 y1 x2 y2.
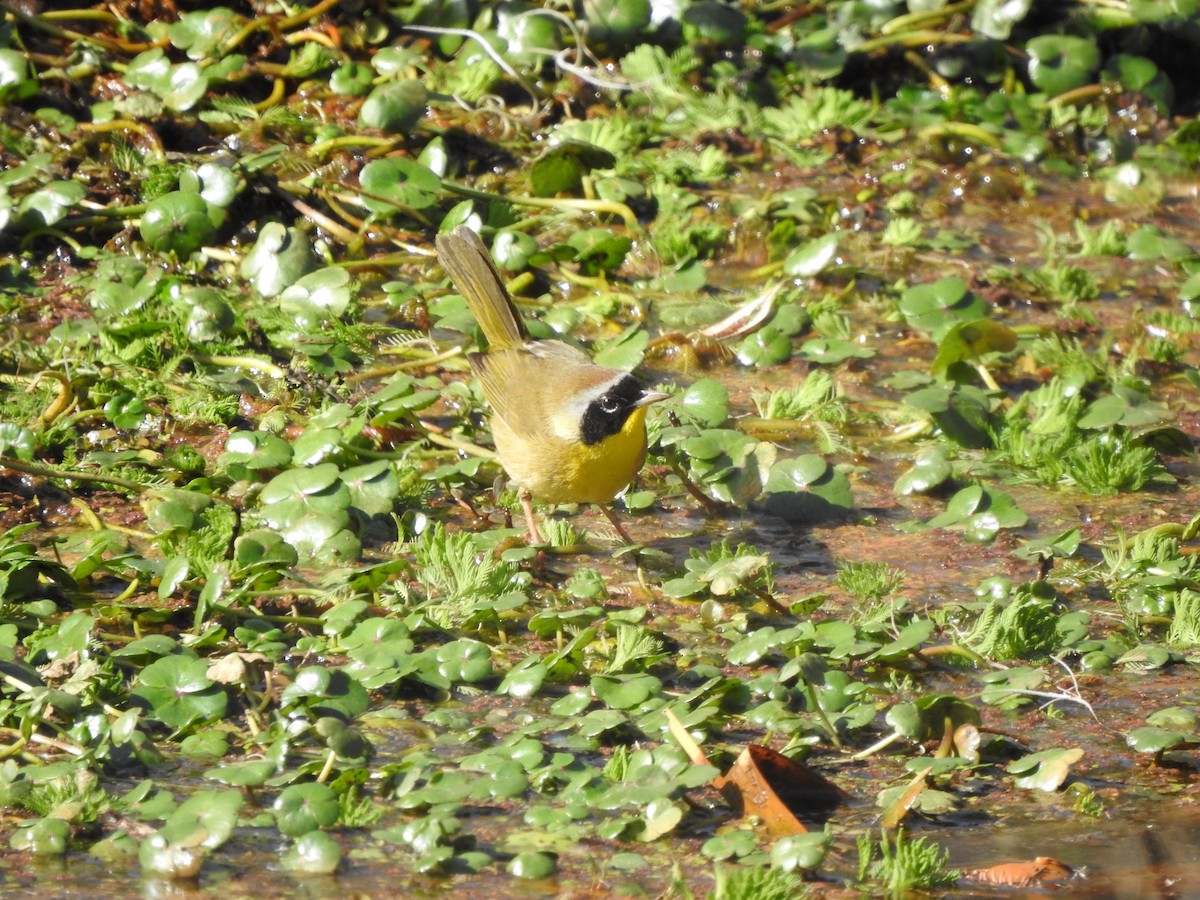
10 817 70 856
124 48 209 110
1013 527 1081 563
159 790 243 850
1126 725 1199 754
797 337 874 364
591 673 661 710
886 695 980 741
531 140 615 197
0 423 35 461
168 8 240 60
770 832 831 873
1126 225 1193 261
1026 35 1101 96
736 326 792 366
567 228 631 275
783 232 839 278
497 4 563 67
508 850 557 879
905 383 993 448
359 158 443 215
927 483 1028 542
971 0 1033 39
0 48 36 104
279 267 353 323
761 454 853 523
899 277 988 342
931 318 1018 375
132 655 228 729
281 665 370 719
282 830 343 874
330 61 374 96
274 782 340 837
358 79 428 133
17 180 86 229
139 832 206 878
435 639 494 684
140 190 217 256
682 0 748 48
674 378 729 428
241 222 318 297
1007 747 1084 791
894 447 952 495
220 430 293 471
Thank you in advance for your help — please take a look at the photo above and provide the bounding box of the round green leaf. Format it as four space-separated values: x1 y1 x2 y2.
895 447 953 495
360 158 442 215
508 850 557 879
282 831 343 874
240 222 318 298
1026 35 1101 96
736 326 792 366
274 782 340 837
11 817 70 856
330 61 374 96
140 191 216 256
133 655 228 729
783 233 839 278
358 79 428 133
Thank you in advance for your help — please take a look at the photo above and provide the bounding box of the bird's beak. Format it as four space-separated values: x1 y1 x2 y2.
635 391 671 408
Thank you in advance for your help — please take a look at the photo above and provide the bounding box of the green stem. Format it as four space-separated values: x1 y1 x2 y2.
0 456 158 494
803 682 844 749
441 179 640 231
193 353 288 380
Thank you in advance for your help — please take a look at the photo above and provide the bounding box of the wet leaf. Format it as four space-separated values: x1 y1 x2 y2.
274 782 340 837
783 233 838 277
281 830 342 874
360 158 443 215
894 447 953 495
964 857 1074 887
736 326 792 366
1008 747 1084 791
899 277 988 341
508 850 557 879
971 0 1033 39
241 222 318 297
133 656 228 729
931 318 1018 374
10 817 70 856
531 141 614 197
1026 35 1101 96
591 673 661 710
714 744 846 834
762 454 853 523
675 378 729 428
358 79 428 133
568 229 631 275
17 180 86 228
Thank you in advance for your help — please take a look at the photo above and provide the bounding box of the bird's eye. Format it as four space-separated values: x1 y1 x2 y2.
599 396 620 414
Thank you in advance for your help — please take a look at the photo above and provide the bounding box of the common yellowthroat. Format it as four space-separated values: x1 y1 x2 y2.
436 226 668 544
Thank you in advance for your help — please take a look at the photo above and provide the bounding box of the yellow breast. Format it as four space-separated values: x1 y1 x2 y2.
492 406 650 505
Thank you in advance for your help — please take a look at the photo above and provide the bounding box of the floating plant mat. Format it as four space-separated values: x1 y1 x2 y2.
2 0 1200 896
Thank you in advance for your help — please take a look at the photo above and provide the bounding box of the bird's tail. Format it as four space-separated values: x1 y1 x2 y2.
436 226 528 351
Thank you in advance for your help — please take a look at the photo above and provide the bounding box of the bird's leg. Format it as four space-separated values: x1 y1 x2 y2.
519 489 544 545
598 503 637 546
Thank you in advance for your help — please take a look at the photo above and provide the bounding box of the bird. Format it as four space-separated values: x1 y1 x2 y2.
435 225 668 545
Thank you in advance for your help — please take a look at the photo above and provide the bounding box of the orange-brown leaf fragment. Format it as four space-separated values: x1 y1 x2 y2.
664 708 710 767
965 857 1075 887
880 764 933 830
713 744 847 836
